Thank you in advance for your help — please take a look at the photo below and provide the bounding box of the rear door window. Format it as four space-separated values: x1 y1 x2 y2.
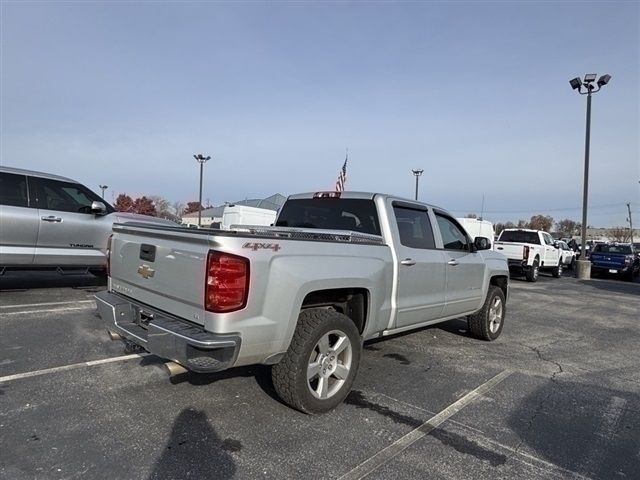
0 172 29 207
393 206 435 249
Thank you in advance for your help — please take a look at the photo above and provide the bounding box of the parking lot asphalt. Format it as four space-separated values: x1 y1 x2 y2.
1 270 639 480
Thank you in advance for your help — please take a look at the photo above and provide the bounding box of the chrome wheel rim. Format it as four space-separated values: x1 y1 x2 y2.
488 296 503 333
533 265 539 279
307 330 352 400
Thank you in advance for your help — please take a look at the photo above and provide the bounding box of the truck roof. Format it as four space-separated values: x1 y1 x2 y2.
0 166 77 183
501 228 542 233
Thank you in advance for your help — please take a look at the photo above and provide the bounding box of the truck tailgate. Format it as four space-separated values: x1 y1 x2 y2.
109 223 208 325
590 253 626 269
494 242 527 260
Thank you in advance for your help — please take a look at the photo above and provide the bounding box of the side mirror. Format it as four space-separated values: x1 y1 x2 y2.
91 201 107 215
474 236 491 251
553 241 560 248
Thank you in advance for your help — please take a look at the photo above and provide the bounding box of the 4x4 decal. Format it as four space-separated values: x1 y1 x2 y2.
242 242 281 252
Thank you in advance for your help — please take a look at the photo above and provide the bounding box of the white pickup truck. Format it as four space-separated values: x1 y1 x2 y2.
96 192 509 413
494 228 562 282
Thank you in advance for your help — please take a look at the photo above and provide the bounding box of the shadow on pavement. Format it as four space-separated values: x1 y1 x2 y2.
0 271 106 291
148 408 238 480
508 373 640 479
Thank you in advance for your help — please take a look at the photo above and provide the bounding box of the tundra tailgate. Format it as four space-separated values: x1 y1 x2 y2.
109 224 209 325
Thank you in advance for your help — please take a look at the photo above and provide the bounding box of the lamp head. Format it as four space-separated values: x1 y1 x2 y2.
569 77 582 90
583 73 597 83
597 74 611 87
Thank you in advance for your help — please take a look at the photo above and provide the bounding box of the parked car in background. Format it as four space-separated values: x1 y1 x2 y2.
558 240 577 270
494 228 562 282
590 243 639 281
0 166 175 276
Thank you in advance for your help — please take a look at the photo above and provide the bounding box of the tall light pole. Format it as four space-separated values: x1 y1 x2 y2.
569 73 611 279
98 185 108 199
193 154 211 227
412 169 424 200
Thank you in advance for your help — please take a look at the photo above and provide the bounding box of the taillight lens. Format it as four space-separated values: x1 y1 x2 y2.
106 234 113 277
523 245 530 261
205 251 250 313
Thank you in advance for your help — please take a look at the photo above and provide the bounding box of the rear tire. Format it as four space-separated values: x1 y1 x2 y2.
525 259 539 282
272 308 362 414
468 286 506 341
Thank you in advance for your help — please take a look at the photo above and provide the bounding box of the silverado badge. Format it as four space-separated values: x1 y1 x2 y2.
137 264 155 279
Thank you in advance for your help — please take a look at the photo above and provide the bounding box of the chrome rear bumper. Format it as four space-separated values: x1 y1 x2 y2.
95 291 240 373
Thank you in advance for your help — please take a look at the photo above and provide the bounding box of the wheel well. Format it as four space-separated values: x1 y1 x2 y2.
301 288 369 334
490 275 508 298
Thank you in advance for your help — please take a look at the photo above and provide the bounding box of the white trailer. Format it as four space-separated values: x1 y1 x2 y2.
221 205 277 230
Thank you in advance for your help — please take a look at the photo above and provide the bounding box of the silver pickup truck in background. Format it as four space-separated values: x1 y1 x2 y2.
0 166 175 276
96 192 509 413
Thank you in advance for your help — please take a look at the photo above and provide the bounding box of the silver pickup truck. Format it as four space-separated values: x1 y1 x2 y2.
96 192 509 413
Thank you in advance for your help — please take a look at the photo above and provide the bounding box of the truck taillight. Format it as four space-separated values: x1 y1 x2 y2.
205 251 250 313
523 245 530 261
106 234 113 277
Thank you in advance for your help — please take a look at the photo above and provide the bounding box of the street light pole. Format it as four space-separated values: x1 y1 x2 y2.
412 169 424 200
98 185 108 199
193 154 211 227
579 90 592 264
569 73 611 279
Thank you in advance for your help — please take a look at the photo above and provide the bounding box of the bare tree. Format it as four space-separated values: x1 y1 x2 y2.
528 215 554 232
495 221 515 236
607 226 632 242
466 213 478 219
172 201 185 217
556 219 580 236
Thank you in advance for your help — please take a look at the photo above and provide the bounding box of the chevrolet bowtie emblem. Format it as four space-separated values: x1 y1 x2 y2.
137 264 155 279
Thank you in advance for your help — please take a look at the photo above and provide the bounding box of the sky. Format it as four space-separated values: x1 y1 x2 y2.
1 1 638 227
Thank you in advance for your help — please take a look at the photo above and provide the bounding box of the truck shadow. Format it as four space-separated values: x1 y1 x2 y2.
167 364 289 408
148 408 238 480
506 372 640 479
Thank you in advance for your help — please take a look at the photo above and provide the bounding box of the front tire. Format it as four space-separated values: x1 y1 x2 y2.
552 261 563 278
468 286 506 341
272 308 362 414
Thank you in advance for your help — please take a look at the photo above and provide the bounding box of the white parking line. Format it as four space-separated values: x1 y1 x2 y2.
0 353 149 383
338 369 512 480
0 300 95 310
2 305 96 316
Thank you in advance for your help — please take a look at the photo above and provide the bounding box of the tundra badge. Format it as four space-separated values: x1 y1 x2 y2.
137 264 155 279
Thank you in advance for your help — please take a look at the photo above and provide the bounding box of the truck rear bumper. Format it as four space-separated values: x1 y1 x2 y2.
95 291 240 373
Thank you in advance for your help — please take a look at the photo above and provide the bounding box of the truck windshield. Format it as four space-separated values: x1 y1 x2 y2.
498 231 540 244
276 198 381 236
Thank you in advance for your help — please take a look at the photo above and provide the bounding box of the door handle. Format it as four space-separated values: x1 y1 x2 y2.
41 216 62 222
447 260 459 266
400 258 416 266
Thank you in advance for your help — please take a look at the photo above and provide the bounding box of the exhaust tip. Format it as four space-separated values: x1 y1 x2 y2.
107 330 122 341
164 361 189 377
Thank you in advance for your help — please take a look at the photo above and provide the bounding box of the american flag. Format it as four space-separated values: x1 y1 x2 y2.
335 154 348 192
